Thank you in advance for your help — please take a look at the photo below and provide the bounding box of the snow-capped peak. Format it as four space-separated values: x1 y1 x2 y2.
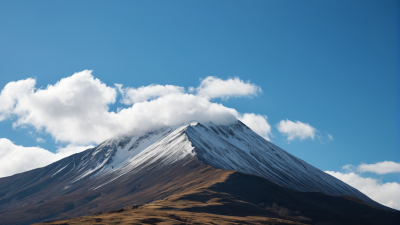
48 120 380 209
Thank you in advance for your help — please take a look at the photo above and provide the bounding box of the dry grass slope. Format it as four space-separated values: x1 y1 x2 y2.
35 166 400 225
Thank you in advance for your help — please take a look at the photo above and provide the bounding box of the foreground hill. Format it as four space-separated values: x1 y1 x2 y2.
0 121 398 224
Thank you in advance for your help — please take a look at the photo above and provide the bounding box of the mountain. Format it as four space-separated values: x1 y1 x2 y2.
0 121 398 225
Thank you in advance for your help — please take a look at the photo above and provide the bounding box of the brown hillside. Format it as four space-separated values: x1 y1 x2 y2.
35 163 400 225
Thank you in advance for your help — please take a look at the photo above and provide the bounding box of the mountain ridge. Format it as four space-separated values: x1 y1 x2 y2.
0 120 397 224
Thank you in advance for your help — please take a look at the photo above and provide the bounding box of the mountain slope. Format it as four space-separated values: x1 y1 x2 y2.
0 120 397 224
35 169 399 225
185 122 380 207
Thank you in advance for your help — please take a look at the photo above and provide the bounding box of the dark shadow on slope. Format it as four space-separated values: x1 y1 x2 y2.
194 172 400 225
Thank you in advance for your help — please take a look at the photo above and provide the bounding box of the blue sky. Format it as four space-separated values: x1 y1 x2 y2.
0 0 399 207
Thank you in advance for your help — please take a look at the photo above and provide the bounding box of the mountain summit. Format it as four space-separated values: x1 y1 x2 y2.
0 121 398 224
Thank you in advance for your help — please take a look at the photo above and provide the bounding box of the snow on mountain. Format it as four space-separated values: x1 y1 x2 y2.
46 120 381 209
186 121 376 204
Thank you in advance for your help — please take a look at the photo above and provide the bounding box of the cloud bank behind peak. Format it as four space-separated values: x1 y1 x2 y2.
0 71 271 145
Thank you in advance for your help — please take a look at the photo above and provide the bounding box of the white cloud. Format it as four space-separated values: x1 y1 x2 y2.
36 138 46 143
277 119 316 142
195 76 262 100
0 138 92 178
325 171 400 210
342 161 400 175
117 84 185 105
239 113 272 141
0 78 36 121
357 161 400 175
114 93 239 136
55 144 95 158
342 164 355 172
0 71 274 149
0 71 241 145
0 70 118 144
327 133 334 140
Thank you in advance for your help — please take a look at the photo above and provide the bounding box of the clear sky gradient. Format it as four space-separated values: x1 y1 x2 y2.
0 0 398 186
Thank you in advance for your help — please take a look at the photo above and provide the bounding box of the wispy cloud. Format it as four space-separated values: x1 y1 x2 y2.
116 84 185 105
325 170 400 210
277 119 316 142
195 76 262 100
358 161 400 175
317 131 334 144
342 161 400 175
36 138 46 143
342 164 355 172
